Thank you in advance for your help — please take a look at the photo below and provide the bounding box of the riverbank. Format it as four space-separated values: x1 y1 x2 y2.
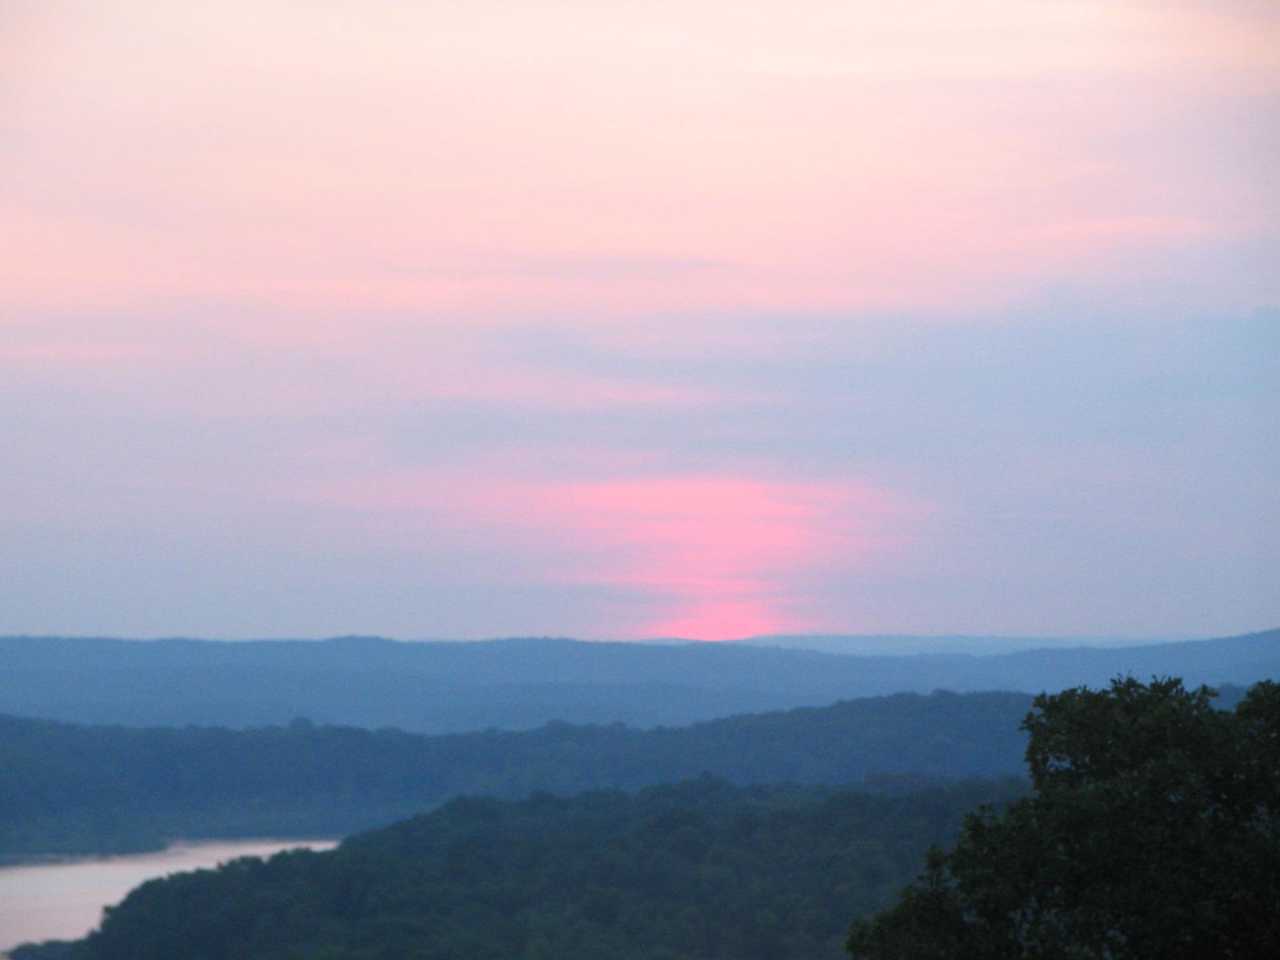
0 845 162 869
0 838 338 953
0 833 338 868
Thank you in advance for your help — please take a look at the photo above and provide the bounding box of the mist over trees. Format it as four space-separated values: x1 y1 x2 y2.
16 677 1279 960
2 625 1275 958
1 690 1036 858
2 631 1274 733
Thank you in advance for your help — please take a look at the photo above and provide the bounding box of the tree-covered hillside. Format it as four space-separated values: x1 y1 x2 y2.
11 680 1271 960
1 690 1035 858
1 630 1273 733
12 778 1027 960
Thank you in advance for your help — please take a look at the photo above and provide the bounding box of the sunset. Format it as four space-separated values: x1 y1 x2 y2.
3 5 1280 956
4 3 1277 642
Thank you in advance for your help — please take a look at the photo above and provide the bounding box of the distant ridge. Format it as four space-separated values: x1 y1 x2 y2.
0 628 1274 733
735 633 1186 656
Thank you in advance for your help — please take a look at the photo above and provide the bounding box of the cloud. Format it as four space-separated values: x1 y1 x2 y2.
0 3 1275 638
315 467 925 639
5 2 1275 322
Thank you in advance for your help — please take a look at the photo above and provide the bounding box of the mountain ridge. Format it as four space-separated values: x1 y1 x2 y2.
0 628 1274 732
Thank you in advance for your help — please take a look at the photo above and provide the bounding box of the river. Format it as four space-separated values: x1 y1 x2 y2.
0 839 338 953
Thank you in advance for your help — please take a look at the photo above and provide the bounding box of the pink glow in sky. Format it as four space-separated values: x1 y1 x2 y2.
5 1 1276 321
548 477 917 640
2 2 1277 640
325 471 920 639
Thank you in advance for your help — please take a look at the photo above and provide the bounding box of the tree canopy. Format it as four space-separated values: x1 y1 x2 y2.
847 677 1280 959
13 778 1027 960
0 690 1036 859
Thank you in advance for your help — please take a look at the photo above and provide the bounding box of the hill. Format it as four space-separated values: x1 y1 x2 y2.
0 629 1274 733
10 777 1029 960
0 690 1035 859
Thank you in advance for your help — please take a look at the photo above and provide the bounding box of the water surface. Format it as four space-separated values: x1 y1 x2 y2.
0 839 337 952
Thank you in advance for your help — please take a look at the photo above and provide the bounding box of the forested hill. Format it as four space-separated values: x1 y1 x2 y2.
11 777 1029 960
1 629 1275 732
0 690 1036 858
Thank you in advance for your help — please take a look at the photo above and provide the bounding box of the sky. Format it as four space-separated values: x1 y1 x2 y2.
2 1 1277 641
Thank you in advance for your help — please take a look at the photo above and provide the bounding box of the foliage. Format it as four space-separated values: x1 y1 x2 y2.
15 778 1026 960
847 678 1280 959
0 690 1036 857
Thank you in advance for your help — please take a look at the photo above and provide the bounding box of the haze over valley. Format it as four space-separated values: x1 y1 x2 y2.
2 630 1277 733
1 630 1276 958
4 0 1277 956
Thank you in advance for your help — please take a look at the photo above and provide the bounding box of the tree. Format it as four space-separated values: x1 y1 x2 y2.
847 677 1280 960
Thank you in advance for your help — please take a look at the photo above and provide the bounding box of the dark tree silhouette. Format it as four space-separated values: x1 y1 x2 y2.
848 677 1280 959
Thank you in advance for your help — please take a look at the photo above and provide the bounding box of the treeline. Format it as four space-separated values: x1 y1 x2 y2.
1 690 1037 857
12 777 1028 960
2 631 1274 733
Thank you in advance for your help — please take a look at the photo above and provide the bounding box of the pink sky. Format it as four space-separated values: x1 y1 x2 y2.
2 2 1277 639
319 469 923 639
